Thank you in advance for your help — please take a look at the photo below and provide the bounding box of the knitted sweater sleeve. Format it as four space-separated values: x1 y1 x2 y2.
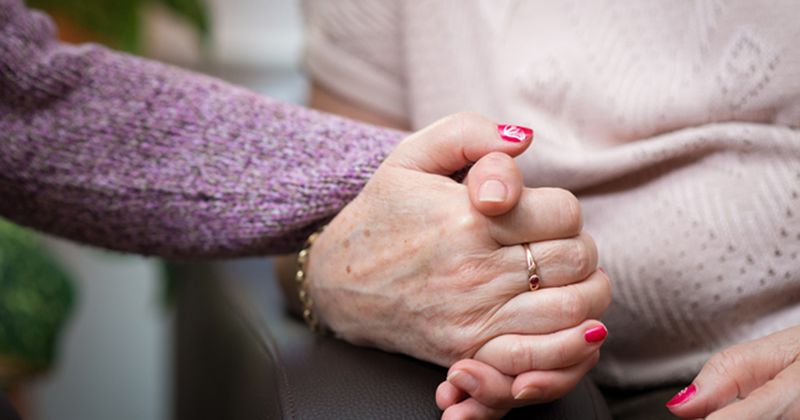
0 0 405 258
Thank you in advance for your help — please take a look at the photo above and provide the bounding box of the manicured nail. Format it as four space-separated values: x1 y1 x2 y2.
514 387 539 400
447 370 479 393
584 325 608 343
497 124 533 143
479 179 508 202
666 384 697 408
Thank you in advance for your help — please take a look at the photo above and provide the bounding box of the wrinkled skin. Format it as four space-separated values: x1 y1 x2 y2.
306 113 609 370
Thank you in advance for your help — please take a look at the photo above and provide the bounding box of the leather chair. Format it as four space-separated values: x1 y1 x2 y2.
173 259 611 419
0 394 20 420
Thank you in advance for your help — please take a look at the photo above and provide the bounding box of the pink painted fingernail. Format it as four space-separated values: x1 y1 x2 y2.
497 124 533 143
584 325 608 343
666 384 697 408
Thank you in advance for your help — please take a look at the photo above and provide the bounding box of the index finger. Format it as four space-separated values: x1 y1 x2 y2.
488 187 583 245
706 362 800 420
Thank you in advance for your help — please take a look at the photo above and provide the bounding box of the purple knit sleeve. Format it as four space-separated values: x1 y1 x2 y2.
0 0 405 258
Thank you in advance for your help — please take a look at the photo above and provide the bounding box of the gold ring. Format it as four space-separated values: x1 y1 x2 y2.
523 243 541 291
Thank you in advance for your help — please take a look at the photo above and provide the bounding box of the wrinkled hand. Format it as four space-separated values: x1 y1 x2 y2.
434 143 610 419
306 113 606 368
435 250 608 418
668 325 800 419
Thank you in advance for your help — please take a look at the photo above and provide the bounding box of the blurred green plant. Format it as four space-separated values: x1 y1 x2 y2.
27 0 210 52
0 219 75 389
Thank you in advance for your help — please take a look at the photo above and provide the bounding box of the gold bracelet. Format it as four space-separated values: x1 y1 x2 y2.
295 225 326 333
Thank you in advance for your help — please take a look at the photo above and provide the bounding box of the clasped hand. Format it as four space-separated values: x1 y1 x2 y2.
305 113 612 419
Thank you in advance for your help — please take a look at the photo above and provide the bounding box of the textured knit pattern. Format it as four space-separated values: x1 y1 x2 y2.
304 0 800 387
0 0 404 258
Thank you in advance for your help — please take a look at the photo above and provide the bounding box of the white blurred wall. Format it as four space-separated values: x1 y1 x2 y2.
28 1 306 419
30 241 171 420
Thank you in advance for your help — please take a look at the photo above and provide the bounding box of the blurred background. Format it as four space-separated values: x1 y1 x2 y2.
3 1 306 419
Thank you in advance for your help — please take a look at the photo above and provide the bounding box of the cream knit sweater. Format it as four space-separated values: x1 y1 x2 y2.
303 0 800 388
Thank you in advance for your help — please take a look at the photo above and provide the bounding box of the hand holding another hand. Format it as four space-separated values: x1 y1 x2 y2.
304 113 610 419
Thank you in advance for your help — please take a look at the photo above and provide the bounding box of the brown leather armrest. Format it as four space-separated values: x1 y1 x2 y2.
174 259 611 419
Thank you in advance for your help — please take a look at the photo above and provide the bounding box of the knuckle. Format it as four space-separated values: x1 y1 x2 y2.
552 339 571 367
707 348 745 377
572 239 595 279
554 189 583 234
508 340 535 374
778 340 800 366
560 288 589 325
442 111 482 136
438 113 469 147
582 233 599 269
449 254 496 291
454 211 486 236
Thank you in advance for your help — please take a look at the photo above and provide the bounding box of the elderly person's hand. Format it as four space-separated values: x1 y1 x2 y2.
435 253 609 418
665 325 800 419
306 113 610 371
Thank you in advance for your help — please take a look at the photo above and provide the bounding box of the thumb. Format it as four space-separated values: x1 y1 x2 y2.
385 112 533 176
465 152 524 217
667 330 796 418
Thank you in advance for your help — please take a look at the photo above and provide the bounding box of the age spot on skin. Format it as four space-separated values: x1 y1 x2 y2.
346 265 352 274
343 239 350 248
364 229 371 237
